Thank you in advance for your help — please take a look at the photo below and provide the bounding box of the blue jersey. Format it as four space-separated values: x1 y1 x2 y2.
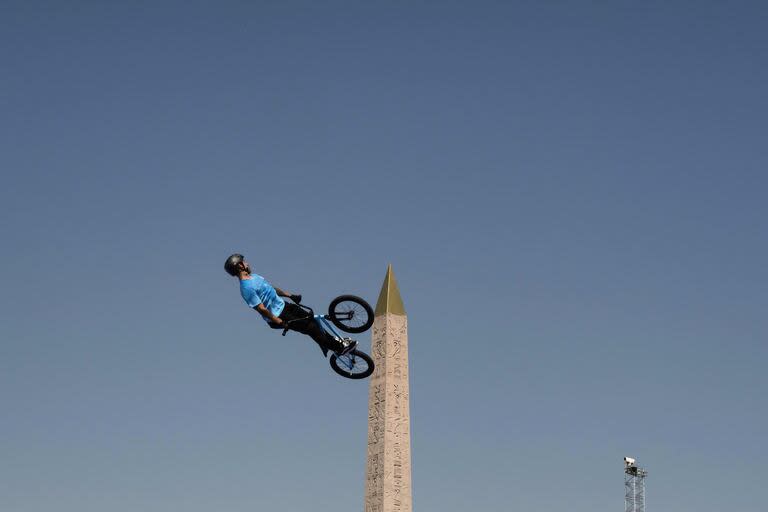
240 274 285 323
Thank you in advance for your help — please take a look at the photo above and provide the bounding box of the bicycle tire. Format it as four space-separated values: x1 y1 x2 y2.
328 295 374 333
329 349 375 379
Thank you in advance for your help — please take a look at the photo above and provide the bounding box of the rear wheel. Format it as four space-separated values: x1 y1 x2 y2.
328 295 374 333
330 349 375 379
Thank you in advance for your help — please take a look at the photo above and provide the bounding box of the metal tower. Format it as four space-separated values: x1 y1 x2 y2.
624 457 648 512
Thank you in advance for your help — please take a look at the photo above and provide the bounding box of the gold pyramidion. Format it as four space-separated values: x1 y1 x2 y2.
374 264 406 316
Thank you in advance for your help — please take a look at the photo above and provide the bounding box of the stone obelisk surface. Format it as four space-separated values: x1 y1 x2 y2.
365 265 412 512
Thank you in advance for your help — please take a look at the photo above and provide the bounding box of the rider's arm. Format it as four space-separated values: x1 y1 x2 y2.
254 303 282 324
274 287 301 303
274 287 292 298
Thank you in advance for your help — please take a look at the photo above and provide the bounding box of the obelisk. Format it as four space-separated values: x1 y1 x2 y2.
364 265 412 512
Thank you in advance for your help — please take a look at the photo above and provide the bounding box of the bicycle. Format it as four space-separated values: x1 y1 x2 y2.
281 295 375 379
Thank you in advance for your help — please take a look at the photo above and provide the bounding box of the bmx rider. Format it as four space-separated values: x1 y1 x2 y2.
224 253 356 355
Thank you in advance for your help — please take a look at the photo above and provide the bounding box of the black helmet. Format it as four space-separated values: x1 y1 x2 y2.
224 253 245 276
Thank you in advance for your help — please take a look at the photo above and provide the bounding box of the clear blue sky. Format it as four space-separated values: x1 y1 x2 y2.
1 1 766 511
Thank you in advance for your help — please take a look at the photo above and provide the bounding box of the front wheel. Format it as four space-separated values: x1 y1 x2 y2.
330 349 375 379
328 295 374 333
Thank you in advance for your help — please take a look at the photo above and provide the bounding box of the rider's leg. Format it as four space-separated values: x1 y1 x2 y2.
279 303 344 352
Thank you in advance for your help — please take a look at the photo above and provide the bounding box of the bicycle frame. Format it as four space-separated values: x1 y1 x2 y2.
314 314 346 340
279 297 375 379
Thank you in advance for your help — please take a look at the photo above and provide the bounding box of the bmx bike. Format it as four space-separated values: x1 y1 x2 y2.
282 295 375 379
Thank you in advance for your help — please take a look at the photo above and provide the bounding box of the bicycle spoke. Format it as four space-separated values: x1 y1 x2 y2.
335 301 368 325
337 302 365 328
335 354 368 374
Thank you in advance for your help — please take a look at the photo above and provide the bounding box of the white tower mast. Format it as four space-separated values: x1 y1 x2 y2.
624 457 648 512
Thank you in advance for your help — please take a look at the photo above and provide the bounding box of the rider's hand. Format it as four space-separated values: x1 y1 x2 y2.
273 317 284 325
290 294 302 304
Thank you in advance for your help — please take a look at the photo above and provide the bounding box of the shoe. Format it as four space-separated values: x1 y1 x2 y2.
337 338 358 355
